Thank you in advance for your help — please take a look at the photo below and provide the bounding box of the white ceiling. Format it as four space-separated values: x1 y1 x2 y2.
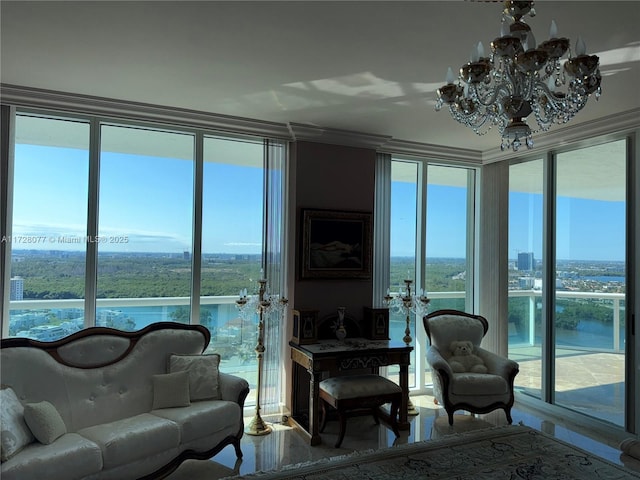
1 1 639 154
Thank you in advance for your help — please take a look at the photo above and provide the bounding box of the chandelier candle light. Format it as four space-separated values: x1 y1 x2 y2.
384 276 430 416
435 0 602 152
236 274 288 436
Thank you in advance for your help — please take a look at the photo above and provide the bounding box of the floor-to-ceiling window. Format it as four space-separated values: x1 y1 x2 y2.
386 157 476 392
7 114 90 338
508 138 629 429
97 124 195 329
388 160 420 391
425 165 473 312
200 135 264 346
554 140 626 426
1 108 288 412
508 158 544 399
200 135 266 405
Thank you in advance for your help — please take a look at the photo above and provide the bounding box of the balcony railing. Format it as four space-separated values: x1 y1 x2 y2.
508 289 625 352
8 289 626 350
7 289 627 423
8 294 239 311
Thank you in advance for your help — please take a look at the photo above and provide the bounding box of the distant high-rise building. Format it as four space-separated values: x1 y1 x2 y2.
183 251 191 260
518 277 534 289
10 277 24 300
517 252 535 271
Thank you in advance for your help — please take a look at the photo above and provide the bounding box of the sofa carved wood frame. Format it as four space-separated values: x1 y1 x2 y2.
1 322 251 480
423 309 519 426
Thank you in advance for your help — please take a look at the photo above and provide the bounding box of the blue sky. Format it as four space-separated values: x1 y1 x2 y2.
391 181 468 258
510 192 625 262
11 144 263 254
9 145 626 262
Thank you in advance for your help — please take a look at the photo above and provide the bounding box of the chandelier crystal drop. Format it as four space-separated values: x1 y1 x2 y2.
435 0 602 152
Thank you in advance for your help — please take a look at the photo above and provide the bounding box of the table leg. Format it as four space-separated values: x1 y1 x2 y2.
308 370 322 445
398 363 410 430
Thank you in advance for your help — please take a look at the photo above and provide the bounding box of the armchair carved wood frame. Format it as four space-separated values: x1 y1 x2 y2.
423 309 519 426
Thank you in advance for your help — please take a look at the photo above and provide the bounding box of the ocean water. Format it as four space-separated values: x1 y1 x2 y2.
389 317 625 351
102 305 229 331
580 275 625 283
65 297 632 352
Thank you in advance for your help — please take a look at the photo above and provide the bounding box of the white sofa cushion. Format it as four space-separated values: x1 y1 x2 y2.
0 387 34 462
152 371 191 409
169 353 221 401
0 388 34 462
23 401 67 444
153 399 241 443
77 413 180 469
0 433 102 480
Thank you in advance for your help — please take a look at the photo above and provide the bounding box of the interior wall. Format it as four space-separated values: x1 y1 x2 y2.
291 141 377 320
282 140 377 417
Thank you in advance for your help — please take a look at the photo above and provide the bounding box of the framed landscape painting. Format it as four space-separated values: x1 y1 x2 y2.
300 209 372 279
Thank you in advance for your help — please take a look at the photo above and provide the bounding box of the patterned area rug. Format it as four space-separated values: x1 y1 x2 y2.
224 425 640 480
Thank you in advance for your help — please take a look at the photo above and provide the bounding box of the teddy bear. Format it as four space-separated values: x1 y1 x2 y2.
447 340 488 374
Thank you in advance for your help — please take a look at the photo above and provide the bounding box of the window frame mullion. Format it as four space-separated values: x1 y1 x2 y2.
84 117 100 327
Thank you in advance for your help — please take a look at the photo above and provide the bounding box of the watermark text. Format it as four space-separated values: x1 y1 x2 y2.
1 235 129 244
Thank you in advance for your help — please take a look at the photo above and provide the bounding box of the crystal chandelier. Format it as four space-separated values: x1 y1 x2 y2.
435 0 602 152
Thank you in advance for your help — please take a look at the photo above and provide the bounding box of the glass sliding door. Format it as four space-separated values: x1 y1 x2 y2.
7 114 90 340
554 140 626 426
508 158 544 400
97 124 195 329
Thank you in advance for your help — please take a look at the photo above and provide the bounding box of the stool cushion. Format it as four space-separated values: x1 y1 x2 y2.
320 375 401 400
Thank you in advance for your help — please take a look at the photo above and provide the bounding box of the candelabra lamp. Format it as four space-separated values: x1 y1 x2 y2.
236 277 288 436
384 278 430 416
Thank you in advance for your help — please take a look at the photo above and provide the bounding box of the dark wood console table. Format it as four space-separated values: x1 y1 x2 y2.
289 338 413 445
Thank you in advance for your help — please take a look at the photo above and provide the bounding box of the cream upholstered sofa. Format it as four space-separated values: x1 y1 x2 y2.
0 322 249 480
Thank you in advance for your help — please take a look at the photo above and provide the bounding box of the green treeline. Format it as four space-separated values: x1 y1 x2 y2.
508 297 621 331
389 257 466 293
12 253 262 299
12 253 618 331
14 253 468 300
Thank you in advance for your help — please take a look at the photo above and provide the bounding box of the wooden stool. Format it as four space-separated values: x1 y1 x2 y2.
318 374 402 448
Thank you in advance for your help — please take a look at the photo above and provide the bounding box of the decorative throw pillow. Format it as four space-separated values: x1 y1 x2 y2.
0 387 35 462
23 401 66 445
152 370 191 409
169 354 221 401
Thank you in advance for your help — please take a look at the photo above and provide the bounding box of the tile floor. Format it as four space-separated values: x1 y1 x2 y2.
166 395 640 480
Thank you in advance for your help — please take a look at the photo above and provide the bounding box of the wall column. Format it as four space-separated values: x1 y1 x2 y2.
478 160 509 355
1 105 15 337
